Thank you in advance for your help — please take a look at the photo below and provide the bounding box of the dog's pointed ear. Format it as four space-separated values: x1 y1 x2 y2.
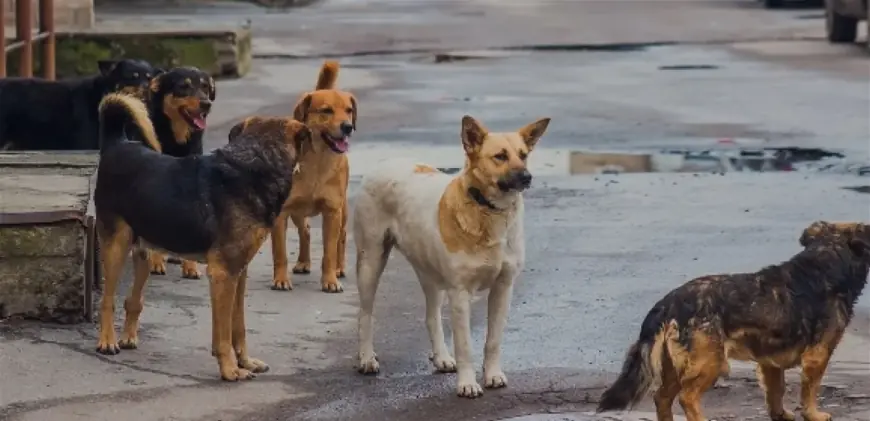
461 115 488 156
228 118 250 143
293 94 312 123
98 60 119 76
208 76 217 101
153 67 166 76
517 118 551 151
350 95 358 131
800 221 829 247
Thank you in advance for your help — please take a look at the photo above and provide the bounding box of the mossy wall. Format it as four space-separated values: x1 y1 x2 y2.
4 29 252 79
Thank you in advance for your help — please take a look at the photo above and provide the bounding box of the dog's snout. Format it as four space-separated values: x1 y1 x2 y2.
339 121 354 136
516 169 532 186
200 100 212 113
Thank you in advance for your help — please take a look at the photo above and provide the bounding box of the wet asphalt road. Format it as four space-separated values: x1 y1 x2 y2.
2 1 870 421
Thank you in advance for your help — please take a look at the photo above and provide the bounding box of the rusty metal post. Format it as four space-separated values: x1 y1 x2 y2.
16 0 34 77
39 0 54 80
0 3 6 78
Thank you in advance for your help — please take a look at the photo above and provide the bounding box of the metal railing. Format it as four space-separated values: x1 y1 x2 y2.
0 0 55 80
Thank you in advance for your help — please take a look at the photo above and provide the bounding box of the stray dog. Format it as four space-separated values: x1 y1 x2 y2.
94 93 307 381
353 115 551 398
597 221 870 421
0 59 158 150
267 60 355 293
140 66 217 280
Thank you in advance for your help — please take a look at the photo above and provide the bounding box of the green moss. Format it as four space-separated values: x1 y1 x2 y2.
5 30 250 79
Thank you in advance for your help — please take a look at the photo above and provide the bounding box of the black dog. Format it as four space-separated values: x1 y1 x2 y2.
94 93 307 382
136 66 217 278
0 59 159 151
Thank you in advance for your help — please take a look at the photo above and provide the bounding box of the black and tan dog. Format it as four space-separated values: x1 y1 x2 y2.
94 93 308 381
138 66 217 280
0 59 158 150
597 221 870 421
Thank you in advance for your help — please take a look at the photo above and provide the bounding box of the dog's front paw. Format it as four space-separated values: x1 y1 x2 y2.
484 370 508 389
181 261 201 279
117 335 139 350
457 381 484 398
271 274 293 291
238 356 270 374
149 258 167 275
771 409 795 421
429 353 457 373
321 276 344 293
221 367 257 382
358 352 380 375
802 410 831 421
96 340 121 355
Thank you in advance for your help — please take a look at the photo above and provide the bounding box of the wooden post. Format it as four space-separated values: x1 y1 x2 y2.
39 0 54 80
16 0 34 78
0 3 6 78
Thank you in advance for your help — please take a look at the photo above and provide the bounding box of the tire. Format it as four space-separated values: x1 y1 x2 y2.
826 0 859 43
764 0 783 8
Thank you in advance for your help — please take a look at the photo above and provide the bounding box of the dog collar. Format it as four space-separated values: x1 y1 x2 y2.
467 187 501 212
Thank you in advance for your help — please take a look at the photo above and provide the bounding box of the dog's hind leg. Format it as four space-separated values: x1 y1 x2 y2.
148 250 167 275
96 219 134 355
757 364 795 421
271 212 293 290
420 275 455 373
232 266 269 374
654 363 682 421
676 332 723 421
355 228 393 375
448 287 483 398
799 331 843 421
291 214 312 275
118 247 152 350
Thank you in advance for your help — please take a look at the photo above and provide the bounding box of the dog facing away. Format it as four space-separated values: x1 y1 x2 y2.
94 93 307 381
353 115 551 398
0 59 158 150
264 60 355 293
597 221 870 421
139 66 217 280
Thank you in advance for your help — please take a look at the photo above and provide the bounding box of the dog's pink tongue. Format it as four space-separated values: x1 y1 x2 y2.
334 137 349 153
193 116 207 131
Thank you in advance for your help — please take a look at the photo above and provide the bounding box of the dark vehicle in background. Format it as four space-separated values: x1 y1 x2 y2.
824 0 869 46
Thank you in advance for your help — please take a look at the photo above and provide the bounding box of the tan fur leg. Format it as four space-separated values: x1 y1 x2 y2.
233 266 269 374
180 259 201 279
757 364 795 421
676 333 723 421
800 335 842 421
118 249 151 350
207 261 253 381
320 209 344 293
148 250 167 275
270 212 293 290
335 198 348 279
96 221 133 355
291 214 311 274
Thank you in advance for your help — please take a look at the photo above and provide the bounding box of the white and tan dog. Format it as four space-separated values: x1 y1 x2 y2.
353 114 550 398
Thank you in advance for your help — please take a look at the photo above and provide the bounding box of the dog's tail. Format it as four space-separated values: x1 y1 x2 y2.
597 312 678 413
98 93 161 154
315 60 340 90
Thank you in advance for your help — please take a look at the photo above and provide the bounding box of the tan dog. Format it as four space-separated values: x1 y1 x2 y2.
597 221 870 421
353 115 551 398
269 60 356 293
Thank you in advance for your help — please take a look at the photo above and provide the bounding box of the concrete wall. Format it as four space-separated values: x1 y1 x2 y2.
3 0 94 31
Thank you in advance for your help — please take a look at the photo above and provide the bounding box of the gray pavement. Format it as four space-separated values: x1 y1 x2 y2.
3 0 870 420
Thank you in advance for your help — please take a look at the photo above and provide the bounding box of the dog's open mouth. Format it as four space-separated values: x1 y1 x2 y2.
180 108 207 131
322 133 350 154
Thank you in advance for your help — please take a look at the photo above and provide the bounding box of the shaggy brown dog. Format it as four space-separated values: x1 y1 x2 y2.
597 221 870 421
94 93 308 381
